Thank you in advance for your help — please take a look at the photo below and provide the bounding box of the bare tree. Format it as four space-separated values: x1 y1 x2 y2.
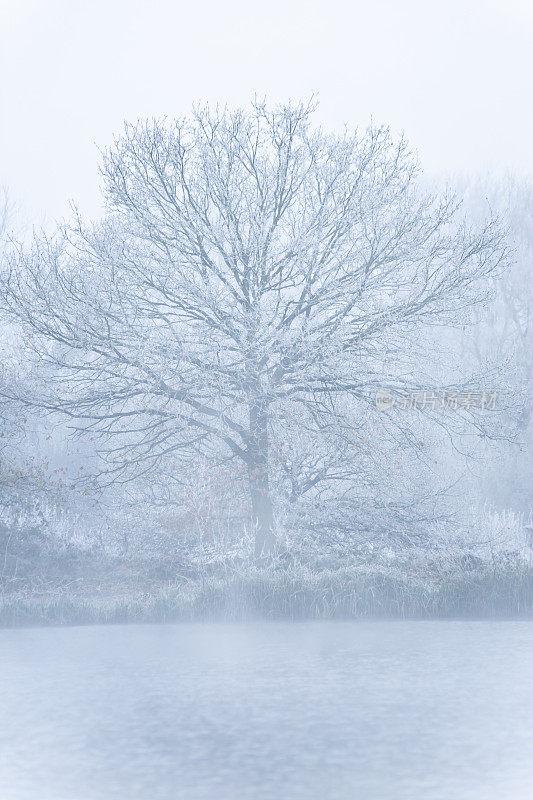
0 186 14 435
3 102 506 557
456 174 533 511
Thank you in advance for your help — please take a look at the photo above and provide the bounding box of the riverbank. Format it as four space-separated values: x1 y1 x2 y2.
2 563 532 627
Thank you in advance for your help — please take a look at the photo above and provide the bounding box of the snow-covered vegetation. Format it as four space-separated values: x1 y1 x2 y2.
0 103 531 622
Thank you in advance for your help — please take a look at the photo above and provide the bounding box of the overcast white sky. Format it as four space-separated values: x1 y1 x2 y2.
1 0 532 226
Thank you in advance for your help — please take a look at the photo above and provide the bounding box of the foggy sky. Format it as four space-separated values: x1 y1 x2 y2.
1 0 532 226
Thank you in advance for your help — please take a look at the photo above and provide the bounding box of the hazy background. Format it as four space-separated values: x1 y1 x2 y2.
1 0 533 226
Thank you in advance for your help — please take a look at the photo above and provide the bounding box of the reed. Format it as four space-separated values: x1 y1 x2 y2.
1 562 531 627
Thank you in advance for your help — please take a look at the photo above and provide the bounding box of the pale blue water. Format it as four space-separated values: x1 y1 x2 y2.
0 621 532 800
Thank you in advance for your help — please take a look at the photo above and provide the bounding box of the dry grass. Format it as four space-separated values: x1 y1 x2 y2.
1 562 532 627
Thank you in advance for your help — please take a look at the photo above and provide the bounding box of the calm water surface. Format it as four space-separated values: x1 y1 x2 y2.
0 621 532 800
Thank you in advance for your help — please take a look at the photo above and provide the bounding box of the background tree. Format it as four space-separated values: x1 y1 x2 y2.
453 174 533 512
3 102 507 558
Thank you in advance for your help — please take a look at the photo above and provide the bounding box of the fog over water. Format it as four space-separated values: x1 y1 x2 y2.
1 622 532 800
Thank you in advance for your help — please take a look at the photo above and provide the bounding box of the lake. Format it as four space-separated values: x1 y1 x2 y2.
0 621 532 799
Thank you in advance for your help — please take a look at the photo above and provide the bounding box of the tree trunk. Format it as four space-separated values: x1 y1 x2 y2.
247 401 277 560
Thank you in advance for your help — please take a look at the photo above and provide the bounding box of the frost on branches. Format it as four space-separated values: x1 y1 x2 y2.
3 102 508 560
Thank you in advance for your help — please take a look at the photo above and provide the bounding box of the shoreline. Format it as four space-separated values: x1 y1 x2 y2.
2 565 532 628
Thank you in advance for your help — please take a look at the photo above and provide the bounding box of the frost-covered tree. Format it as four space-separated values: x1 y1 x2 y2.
455 174 533 511
1 186 16 452
3 102 507 557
